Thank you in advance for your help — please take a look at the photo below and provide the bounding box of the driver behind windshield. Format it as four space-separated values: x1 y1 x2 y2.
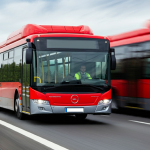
75 65 92 80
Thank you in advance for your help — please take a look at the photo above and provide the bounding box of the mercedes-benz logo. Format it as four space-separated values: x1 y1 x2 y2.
70 95 79 104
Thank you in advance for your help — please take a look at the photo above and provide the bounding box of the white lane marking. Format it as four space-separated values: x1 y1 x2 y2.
0 120 69 150
129 120 150 125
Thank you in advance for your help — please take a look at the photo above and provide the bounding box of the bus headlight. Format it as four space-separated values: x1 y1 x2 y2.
33 99 49 105
99 99 111 105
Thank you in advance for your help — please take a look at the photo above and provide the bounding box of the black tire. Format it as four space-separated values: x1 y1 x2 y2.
112 92 119 109
16 106 25 120
15 94 25 120
75 114 87 120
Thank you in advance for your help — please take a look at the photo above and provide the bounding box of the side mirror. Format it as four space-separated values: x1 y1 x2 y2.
110 48 116 70
26 41 33 64
26 48 33 64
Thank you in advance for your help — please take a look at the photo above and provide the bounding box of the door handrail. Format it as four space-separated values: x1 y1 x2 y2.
34 76 41 83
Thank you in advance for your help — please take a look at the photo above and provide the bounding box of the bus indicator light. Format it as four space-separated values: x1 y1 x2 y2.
99 99 111 105
33 99 49 105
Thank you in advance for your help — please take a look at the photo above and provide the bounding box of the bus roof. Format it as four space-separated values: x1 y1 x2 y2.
0 24 94 48
108 20 150 46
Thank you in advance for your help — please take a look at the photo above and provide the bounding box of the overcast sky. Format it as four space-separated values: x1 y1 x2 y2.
0 0 150 42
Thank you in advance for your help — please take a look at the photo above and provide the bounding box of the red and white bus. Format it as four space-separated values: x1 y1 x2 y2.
0 24 115 119
109 20 150 110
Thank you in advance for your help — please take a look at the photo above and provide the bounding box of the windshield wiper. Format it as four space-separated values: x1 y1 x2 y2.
61 80 81 84
44 85 55 91
84 84 104 91
44 81 105 91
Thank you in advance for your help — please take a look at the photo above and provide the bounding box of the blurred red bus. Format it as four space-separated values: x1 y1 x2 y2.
109 20 150 110
0 24 116 120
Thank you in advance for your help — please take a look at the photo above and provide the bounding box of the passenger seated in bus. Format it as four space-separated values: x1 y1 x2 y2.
75 65 92 80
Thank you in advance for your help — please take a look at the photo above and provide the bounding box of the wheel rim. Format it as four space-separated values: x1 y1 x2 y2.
17 106 21 118
15 100 18 112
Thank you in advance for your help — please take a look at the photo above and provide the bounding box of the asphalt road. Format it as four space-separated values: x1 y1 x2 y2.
0 108 150 150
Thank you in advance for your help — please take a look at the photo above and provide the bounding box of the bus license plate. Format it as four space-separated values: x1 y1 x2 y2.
66 108 84 112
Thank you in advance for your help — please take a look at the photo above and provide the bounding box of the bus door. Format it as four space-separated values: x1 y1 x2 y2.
22 48 30 114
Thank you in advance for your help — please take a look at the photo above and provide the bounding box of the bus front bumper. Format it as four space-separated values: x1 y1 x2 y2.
29 100 112 115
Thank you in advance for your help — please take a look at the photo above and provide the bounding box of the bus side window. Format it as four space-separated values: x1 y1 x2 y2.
2 59 8 82
3 52 8 60
14 46 22 82
7 49 14 82
142 58 150 79
8 58 14 82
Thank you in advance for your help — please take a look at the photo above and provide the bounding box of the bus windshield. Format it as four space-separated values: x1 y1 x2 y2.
32 51 110 87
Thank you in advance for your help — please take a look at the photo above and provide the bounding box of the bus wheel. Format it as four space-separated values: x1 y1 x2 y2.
112 92 119 109
15 95 24 120
75 114 87 120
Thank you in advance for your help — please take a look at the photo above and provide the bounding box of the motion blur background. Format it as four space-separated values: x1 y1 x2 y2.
0 0 150 41
1 1 150 150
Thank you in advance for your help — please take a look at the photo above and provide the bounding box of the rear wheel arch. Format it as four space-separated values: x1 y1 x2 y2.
14 89 25 120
